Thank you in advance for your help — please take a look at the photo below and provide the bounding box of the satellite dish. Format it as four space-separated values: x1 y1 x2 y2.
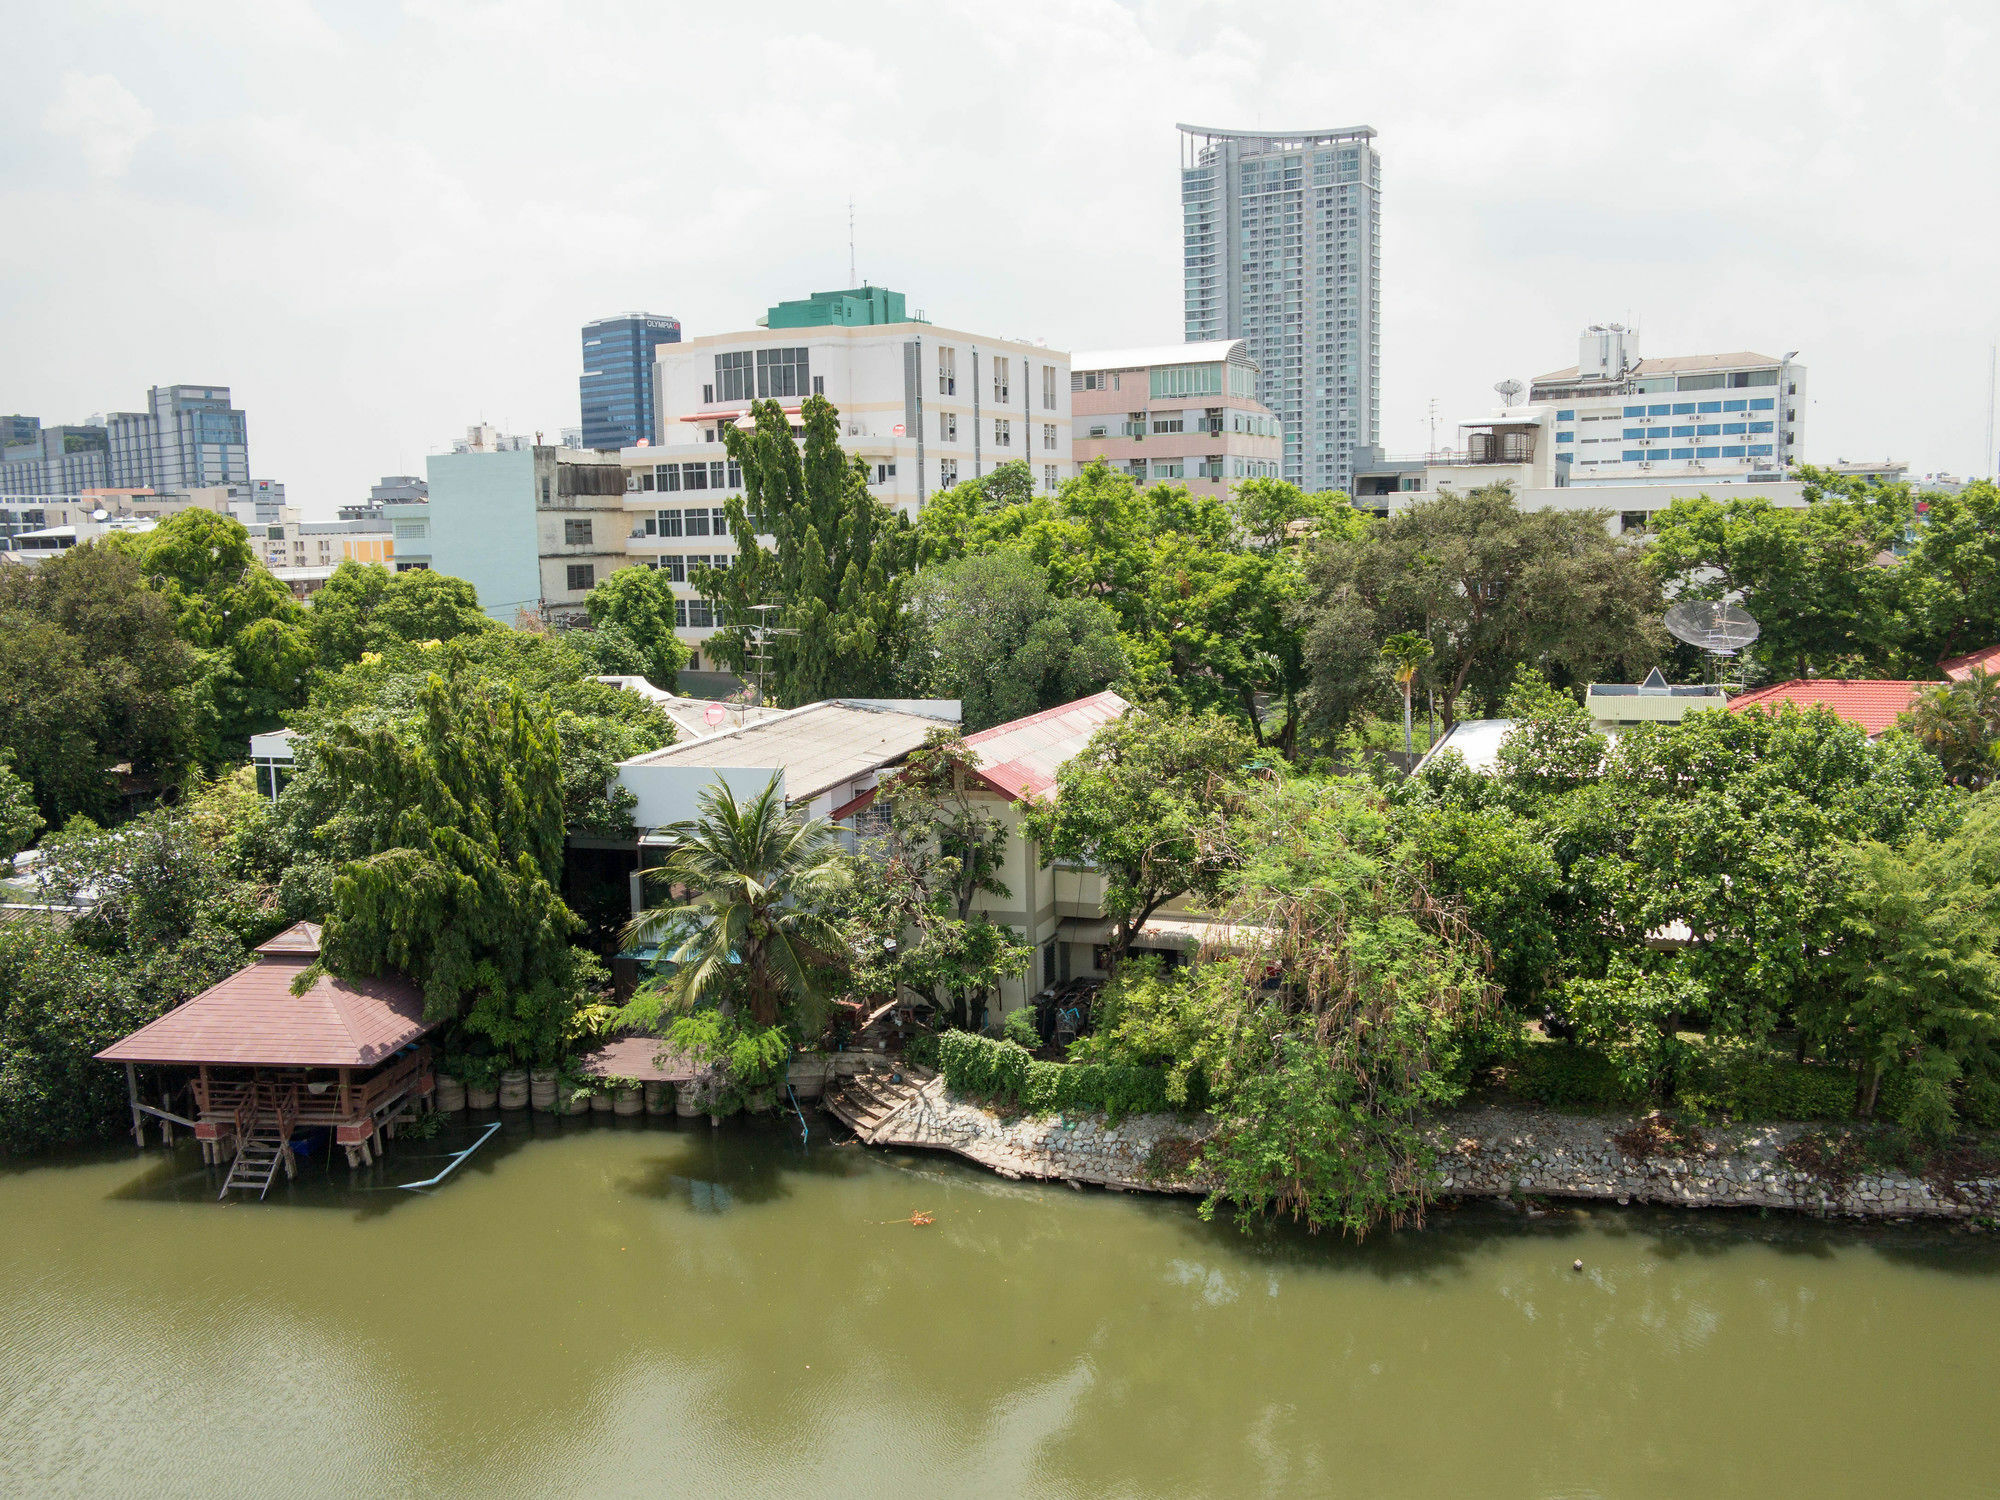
1494 379 1524 408
91 508 109 521
1664 600 1761 656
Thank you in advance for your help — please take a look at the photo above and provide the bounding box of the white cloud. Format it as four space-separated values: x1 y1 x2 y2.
40 71 156 178
2 1 1999 510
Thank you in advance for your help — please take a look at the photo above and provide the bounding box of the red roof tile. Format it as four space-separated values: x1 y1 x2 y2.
960 691 1131 802
1940 644 2000 681
578 1035 695 1081
1725 679 1936 738
96 952 433 1068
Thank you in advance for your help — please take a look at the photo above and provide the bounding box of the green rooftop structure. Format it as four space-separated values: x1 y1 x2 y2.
763 285 926 330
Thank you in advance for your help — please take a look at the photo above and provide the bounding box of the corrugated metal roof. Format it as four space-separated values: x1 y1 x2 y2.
963 691 1130 802
1725 679 1935 738
96 951 433 1068
1941 644 2000 681
618 700 957 803
594 676 787 739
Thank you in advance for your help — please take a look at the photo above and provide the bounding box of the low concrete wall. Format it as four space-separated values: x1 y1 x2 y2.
863 1084 2000 1221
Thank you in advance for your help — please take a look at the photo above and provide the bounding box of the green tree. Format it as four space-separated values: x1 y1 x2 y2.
1900 670 2000 788
906 553 1125 730
1021 708 1255 959
0 753 40 861
109 508 312 754
306 661 593 1068
1299 483 1665 735
1646 473 1913 679
583 564 691 690
1381 630 1433 755
1901 479 2000 665
0 542 199 822
698 395 919 704
305 561 493 670
837 731 1029 1028
620 778 848 1031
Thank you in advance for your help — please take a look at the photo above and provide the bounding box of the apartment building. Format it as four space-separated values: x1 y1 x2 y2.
619 285 1071 659
1070 339 1284 498
1180 124 1382 494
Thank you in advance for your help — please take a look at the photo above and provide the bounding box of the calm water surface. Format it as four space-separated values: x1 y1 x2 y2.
2 1114 1997 1499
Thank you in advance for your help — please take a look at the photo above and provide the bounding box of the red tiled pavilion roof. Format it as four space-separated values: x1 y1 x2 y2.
577 1035 696 1081
960 691 1130 802
1940 644 2000 681
97 922 432 1068
1725 679 1936 739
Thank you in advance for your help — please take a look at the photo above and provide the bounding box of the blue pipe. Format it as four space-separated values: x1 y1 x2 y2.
395 1120 502 1191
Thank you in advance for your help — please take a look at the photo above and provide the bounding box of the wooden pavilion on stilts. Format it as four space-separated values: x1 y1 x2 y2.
96 921 439 1198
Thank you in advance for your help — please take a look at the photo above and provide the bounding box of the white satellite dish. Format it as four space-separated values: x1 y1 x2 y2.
1494 379 1524 408
91 508 109 521
1664 600 1761 656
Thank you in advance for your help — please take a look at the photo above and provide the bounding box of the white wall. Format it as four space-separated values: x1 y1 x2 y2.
617 764 784 832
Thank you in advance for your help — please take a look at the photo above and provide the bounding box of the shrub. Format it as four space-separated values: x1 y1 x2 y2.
1002 1007 1041 1051
1496 1041 1641 1110
938 1030 1175 1122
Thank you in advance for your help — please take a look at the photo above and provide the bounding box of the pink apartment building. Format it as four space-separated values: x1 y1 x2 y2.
1070 339 1284 499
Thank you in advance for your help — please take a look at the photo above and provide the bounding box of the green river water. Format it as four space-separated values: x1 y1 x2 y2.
3 1113 1997 1499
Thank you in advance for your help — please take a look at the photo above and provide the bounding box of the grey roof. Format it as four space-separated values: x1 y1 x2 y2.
1532 351 1782 384
1073 339 1253 373
595 676 788 739
618 699 959 802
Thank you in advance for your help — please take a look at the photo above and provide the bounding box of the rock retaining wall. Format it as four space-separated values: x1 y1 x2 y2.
867 1081 2000 1221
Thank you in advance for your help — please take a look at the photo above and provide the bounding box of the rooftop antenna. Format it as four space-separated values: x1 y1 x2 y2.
848 198 856 287
1427 397 1439 458
1494 379 1524 409
743 604 798 717
1664 600 1761 687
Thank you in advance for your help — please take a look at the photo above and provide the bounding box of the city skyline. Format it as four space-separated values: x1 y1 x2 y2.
2 2 1996 514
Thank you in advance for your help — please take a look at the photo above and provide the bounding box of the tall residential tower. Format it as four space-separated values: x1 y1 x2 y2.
1179 124 1380 494
580 313 682 450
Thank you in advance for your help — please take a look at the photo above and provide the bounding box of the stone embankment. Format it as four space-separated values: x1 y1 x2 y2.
865 1080 2000 1221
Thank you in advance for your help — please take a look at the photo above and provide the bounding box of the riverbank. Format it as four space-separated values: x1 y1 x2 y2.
865 1078 2000 1221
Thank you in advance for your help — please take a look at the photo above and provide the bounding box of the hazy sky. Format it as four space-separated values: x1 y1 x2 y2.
3 0 1996 515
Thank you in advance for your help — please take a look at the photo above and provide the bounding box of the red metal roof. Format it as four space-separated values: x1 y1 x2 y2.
960 691 1131 802
96 947 433 1069
1725 679 1936 738
1940 644 2000 681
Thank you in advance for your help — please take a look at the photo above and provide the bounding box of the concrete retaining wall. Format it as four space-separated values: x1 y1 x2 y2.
864 1082 2000 1221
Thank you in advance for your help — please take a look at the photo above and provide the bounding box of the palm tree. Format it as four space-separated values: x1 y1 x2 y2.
1381 631 1434 756
621 778 849 1030
1902 669 2000 789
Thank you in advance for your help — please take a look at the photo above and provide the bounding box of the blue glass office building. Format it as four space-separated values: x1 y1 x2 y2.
580 314 681 450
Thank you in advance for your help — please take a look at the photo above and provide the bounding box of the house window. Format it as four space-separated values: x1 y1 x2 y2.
657 508 683 537
874 462 898 484
702 383 714 404
685 507 711 537
1043 423 1056 450
938 346 956 396
812 375 825 396
709 460 726 487
686 599 714 629
1042 364 1057 410
540 477 551 503
656 464 679 491
674 599 688 627
563 517 592 545
715 351 755 402
566 563 594 591
710 505 728 532
994 418 1011 447
1043 463 1058 492
661 556 686 582
940 457 958 485
682 461 709 490
940 411 957 442
1152 414 1183 434
726 459 742 487
993 357 1010 403
756 346 809 399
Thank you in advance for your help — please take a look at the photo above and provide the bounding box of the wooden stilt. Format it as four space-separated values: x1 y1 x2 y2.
125 1064 144 1149
158 1080 174 1146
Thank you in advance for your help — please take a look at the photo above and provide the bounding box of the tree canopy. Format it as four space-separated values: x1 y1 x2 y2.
582 564 691 690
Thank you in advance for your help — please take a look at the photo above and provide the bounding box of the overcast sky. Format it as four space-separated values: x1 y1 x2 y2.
3 0 1996 515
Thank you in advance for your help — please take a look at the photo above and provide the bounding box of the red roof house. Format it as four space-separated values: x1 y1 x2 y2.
1940 644 2000 682
1725 680 1936 739
960 691 1131 802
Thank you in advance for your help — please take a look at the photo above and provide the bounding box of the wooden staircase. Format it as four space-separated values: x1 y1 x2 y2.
823 1062 935 1143
219 1082 300 1201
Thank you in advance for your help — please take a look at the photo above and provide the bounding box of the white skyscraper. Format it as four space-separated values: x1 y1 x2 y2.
1180 123 1381 494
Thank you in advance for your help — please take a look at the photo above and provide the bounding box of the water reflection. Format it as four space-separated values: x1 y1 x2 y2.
1 1121 1996 1499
